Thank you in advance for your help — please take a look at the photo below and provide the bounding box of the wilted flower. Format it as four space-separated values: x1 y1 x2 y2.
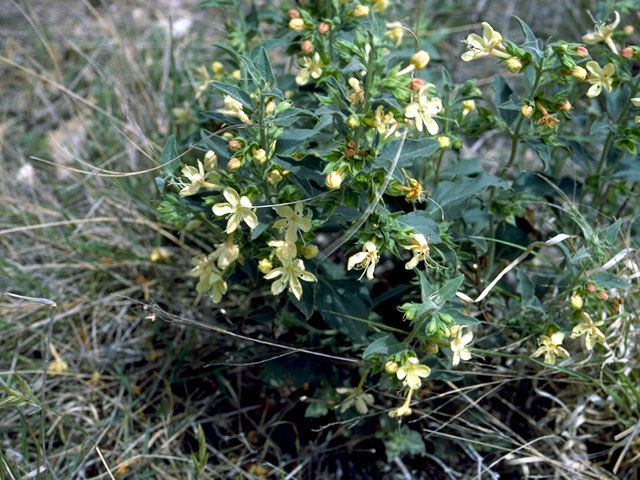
295 53 323 86
570 312 606 351
347 241 379 280
531 331 570 365
272 202 312 244
385 22 404 47
585 61 615 97
403 233 430 269
397 178 423 203
582 11 620 54
396 357 431 389
217 95 252 124
450 324 473 367
348 77 365 104
264 255 317 300
388 388 414 418
212 187 258 233
404 85 443 135
461 22 510 61
336 387 375 414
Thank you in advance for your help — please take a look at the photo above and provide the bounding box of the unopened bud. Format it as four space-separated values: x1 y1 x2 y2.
325 171 343 190
505 57 523 73
410 50 430 70
266 169 283 184
265 98 276 115
227 157 242 171
407 78 425 91
575 46 589 58
437 135 450 149
623 25 634 35
231 69 242 80
571 65 587 81
596 290 609 301
287 8 300 19
570 294 583 310
347 116 360 128
621 47 634 59
301 40 313 54
385 361 398 374
317 22 330 35
462 99 476 111
585 283 596 293
150 247 171 262
222 132 234 140
258 258 273 274
289 18 305 32
228 139 243 152
557 100 572 112
300 245 319 259
204 150 217 169
352 5 370 17
521 105 534 117
424 343 439 355
212 61 224 75
253 148 267 164
452 139 462 149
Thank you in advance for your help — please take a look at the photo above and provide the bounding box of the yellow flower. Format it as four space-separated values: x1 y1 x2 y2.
437 135 450 149
585 61 615 98
217 95 252 124
268 240 297 263
582 11 620 54
352 5 370 17
404 85 443 135
289 18 305 32
385 22 404 47
211 236 240 270
461 22 510 61
462 99 475 116
179 160 220 197
531 332 570 365
449 325 473 367
194 65 211 99
347 241 379 280
203 150 218 170
264 256 317 300
212 187 258 233
371 0 390 12
190 254 228 303
372 105 399 138
396 50 430 76
336 387 375 414
570 312 606 351
295 53 323 86
258 258 273 274
403 233 429 270
272 202 312 244
397 177 423 203
388 387 414 418
348 77 365 104
325 171 343 190
396 357 431 389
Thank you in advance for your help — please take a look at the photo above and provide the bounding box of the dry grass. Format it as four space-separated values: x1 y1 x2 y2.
1 0 639 479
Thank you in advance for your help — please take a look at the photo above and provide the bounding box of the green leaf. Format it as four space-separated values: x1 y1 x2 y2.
435 274 464 303
362 334 403 359
305 402 329 418
209 81 254 110
252 46 275 86
396 211 441 243
417 270 433 302
317 278 371 342
384 426 426 462
374 139 439 170
516 268 535 304
591 272 631 289
276 129 319 155
492 75 518 125
430 173 508 220
159 135 178 184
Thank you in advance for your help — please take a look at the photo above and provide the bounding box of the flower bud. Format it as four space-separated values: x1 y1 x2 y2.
265 98 276 115
253 148 267 164
462 99 476 111
212 61 224 75
347 116 360 128
505 57 523 73
407 78 425 91
289 18 305 32
288 8 300 19
204 150 217 169
258 258 273 274
424 343 439 355
621 47 634 59
222 132 234 140
557 100 572 112
521 105 534 117
596 290 609 301
232 69 242 80
266 169 283 184
571 66 587 81
585 283 596 293
570 294 583 310
437 135 450 149
227 157 242 171
317 22 330 34
150 247 171 262
352 5 370 17
301 40 313 54
325 171 343 190
410 50 430 70
385 361 398 374
300 245 319 259
623 25 634 35
575 46 589 58
228 139 243 152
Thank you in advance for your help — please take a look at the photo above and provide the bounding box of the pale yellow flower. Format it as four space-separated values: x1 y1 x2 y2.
336 387 375 414
583 11 620 54
211 236 240 270
348 77 365 104
450 325 473 367
179 160 220 197
462 99 476 116
371 0 390 12
273 202 312 244
388 387 414 418
347 241 379 280
268 240 297 263
190 254 228 303
630 97 640 107
396 357 431 389
212 187 258 233
396 50 431 76
372 105 399 138
352 5 370 17
295 53 323 86
585 61 615 98
217 95 252 124
264 256 317 300
403 233 430 270
531 332 570 365
461 22 510 61
404 86 443 135
570 312 606 351
385 22 404 47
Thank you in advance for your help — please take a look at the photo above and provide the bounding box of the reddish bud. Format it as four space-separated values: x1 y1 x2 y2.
407 78 425 91
575 46 589 58
621 47 634 59
596 291 609 301
317 22 330 35
301 40 313 54
585 283 596 293
288 8 300 19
